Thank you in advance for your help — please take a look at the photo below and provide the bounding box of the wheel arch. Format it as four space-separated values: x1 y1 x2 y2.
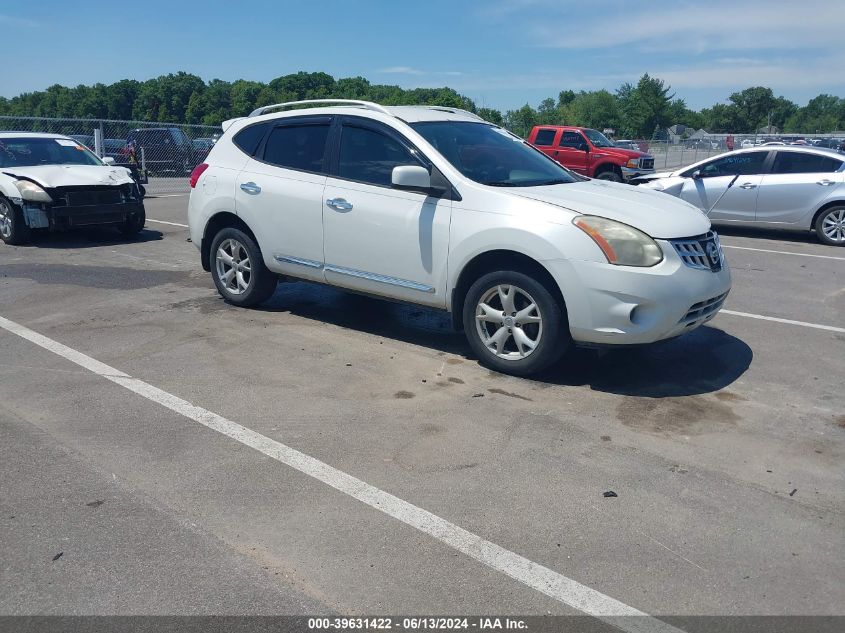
449 249 567 331
201 211 258 271
593 161 623 178
811 198 845 230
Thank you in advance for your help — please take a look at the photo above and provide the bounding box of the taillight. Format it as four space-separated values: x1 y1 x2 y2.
189 163 209 188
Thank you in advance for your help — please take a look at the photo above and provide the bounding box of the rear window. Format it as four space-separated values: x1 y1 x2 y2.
533 129 556 146
129 130 173 145
262 124 330 173
233 123 269 156
772 151 842 174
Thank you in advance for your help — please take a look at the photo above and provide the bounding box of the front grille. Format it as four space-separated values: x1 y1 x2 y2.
66 211 126 226
64 189 122 206
670 231 724 271
46 185 136 207
679 292 729 326
640 157 654 170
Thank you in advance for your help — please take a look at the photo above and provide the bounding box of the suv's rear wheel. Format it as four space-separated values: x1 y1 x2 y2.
0 195 31 245
462 270 569 376
210 227 277 306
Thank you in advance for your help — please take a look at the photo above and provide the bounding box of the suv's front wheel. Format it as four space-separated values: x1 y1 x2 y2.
462 270 569 376
210 228 278 306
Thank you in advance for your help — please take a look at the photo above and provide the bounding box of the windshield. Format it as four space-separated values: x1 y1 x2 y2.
582 129 616 148
0 137 103 168
410 121 578 187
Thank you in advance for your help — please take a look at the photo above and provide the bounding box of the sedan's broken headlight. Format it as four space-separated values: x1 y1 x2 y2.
573 215 663 267
15 180 52 203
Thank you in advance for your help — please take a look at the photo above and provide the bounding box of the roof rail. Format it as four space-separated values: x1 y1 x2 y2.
424 106 486 122
248 99 392 118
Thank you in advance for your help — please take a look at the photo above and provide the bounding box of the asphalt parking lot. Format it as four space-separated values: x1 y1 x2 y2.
1 196 843 628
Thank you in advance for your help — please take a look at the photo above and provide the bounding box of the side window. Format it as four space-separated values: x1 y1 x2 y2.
338 125 422 187
533 129 556 146
262 124 330 173
233 123 268 156
772 152 842 174
559 131 586 149
698 151 768 177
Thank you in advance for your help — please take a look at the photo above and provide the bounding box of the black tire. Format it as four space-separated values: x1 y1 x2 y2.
814 205 845 246
595 168 623 182
0 195 31 245
119 205 146 237
462 270 570 376
209 227 277 307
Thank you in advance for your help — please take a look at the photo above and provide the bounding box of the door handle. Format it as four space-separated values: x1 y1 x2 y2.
738 182 757 189
817 179 836 186
326 198 353 211
240 182 261 195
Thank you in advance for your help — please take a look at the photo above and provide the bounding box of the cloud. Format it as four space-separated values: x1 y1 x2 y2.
523 0 844 53
378 66 426 75
376 67 465 77
0 13 39 27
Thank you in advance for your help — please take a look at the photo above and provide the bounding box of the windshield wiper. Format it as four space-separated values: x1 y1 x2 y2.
529 179 571 186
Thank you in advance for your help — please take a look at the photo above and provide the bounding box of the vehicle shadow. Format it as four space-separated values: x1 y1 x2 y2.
25 227 164 249
534 326 753 397
716 224 820 246
260 281 752 397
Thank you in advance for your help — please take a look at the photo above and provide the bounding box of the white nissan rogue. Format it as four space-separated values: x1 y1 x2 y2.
188 100 731 376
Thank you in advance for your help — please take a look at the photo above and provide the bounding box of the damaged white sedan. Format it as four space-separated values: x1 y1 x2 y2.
0 133 146 245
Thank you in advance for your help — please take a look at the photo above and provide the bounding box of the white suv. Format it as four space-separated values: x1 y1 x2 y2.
188 100 731 376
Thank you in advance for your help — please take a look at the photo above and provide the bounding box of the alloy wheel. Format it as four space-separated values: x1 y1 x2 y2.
0 199 12 239
821 209 845 243
474 284 543 360
215 238 252 295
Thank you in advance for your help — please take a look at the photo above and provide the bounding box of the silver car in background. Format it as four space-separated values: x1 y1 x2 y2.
636 146 845 245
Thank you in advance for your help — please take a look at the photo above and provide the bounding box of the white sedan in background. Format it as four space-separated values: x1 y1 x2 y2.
636 146 845 245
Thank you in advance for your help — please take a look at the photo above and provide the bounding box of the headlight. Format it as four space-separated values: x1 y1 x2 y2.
573 215 663 267
625 158 639 168
15 180 52 203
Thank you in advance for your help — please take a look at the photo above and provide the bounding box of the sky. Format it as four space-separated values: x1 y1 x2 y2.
3 0 844 112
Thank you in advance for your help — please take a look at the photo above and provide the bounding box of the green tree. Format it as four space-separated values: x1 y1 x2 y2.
729 86 775 132
618 74 674 138
569 90 620 130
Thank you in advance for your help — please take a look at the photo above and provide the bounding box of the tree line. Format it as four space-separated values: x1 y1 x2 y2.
1 71 842 139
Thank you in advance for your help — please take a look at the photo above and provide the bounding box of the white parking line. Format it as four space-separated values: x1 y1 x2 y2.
0 314 682 633
721 245 845 261
147 219 189 228
720 310 845 333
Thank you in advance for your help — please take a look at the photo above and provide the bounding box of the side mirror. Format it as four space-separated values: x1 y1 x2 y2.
691 169 702 180
392 165 432 194
102 156 116 166
579 142 590 152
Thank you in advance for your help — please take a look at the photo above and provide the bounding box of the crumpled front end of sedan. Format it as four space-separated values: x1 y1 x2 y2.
15 180 145 231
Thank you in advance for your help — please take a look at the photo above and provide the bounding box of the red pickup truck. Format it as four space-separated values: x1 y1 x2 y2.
527 126 655 182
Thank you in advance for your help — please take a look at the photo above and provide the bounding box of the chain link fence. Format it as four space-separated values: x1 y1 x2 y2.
0 116 220 195
618 133 845 172
2 116 843 192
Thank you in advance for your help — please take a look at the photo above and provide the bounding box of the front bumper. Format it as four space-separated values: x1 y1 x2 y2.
22 200 144 230
547 240 732 345
621 166 655 182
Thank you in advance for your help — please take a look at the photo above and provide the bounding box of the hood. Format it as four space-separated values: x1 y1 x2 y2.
3 164 134 189
507 179 710 239
593 146 648 159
